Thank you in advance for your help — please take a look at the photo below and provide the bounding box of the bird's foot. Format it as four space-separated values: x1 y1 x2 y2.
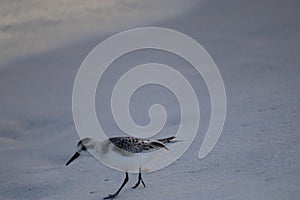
132 179 146 189
103 193 118 199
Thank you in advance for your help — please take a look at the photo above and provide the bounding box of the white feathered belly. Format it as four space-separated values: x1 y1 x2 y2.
91 141 159 173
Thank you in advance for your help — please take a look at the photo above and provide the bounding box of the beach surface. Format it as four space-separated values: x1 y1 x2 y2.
0 0 299 199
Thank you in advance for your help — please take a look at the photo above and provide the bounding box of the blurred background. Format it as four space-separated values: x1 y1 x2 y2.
0 0 299 199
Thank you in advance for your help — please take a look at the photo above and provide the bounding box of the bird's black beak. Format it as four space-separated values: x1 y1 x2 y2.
66 152 80 166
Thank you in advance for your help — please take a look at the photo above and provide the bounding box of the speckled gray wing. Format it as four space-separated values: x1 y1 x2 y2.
109 137 169 153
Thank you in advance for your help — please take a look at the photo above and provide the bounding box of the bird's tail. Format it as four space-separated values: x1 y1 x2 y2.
157 136 181 144
149 141 169 151
149 136 181 151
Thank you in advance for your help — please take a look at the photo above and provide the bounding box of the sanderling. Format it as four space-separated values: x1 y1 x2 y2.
66 136 178 199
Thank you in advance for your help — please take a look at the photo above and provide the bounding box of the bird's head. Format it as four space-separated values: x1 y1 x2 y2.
65 138 93 166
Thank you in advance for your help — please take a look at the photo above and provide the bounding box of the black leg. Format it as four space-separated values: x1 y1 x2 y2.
132 168 146 189
103 172 129 199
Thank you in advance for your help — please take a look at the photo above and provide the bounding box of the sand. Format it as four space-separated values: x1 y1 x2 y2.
0 0 299 199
